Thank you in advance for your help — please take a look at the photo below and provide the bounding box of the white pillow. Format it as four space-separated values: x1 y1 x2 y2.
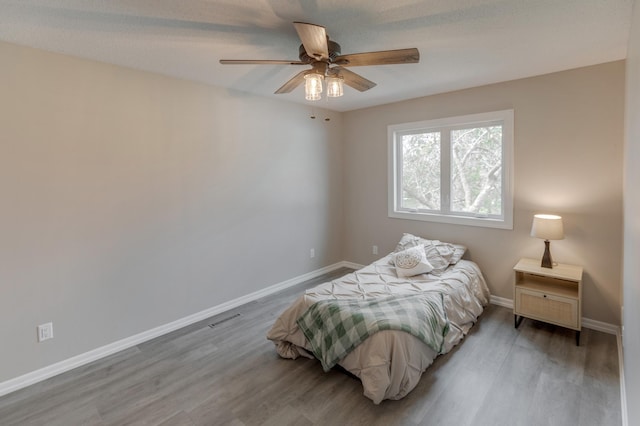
393 245 434 278
449 243 467 264
393 232 467 266
422 241 452 274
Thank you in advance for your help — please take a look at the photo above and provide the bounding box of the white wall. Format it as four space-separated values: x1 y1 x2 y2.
0 41 344 383
343 61 625 325
623 0 640 423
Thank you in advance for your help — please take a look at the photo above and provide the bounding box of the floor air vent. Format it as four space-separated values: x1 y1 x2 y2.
208 313 241 328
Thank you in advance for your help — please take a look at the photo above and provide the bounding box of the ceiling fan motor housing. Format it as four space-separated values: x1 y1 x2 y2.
298 40 341 63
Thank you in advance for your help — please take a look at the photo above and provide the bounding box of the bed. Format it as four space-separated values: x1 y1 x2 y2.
266 233 490 404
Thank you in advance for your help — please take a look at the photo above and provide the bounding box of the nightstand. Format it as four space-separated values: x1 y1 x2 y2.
513 258 583 345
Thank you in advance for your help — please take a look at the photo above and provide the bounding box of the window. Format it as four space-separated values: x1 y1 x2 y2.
388 110 513 229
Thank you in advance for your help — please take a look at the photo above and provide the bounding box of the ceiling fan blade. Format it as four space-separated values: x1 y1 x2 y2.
274 69 309 94
334 67 376 92
220 59 307 65
334 48 419 66
293 22 329 61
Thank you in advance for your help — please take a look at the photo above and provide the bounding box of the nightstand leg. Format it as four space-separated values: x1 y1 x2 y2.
514 315 524 328
576 331 580 346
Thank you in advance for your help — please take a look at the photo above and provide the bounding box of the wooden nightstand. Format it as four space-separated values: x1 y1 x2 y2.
513 258 583 345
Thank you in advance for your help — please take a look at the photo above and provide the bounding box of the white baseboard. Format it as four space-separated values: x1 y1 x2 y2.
489 297 620 335
618 332 628 426
582 317 621 335
342 261 365 270
0 261 352 398
489 295 513 308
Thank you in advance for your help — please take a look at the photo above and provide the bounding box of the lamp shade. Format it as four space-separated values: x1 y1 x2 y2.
304 73 323 101
531 214 564 240
326 76 344 97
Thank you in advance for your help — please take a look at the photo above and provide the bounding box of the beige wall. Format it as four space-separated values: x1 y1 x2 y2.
0 38 628 393
624 0 640 423
0 41 344 383
343 61 624 325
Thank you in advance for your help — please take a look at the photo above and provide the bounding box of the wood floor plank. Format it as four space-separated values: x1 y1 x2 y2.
0 268 621 426
525 371 582 426
577 375 622 426
416 365 495 426
158 411 195 426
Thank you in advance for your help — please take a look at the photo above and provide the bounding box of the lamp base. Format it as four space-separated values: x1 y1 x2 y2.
541 240 553 268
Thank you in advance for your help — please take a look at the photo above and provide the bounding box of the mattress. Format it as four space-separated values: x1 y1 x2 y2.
266 255 490 404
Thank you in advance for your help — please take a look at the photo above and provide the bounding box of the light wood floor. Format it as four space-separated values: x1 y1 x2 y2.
0 268 621 426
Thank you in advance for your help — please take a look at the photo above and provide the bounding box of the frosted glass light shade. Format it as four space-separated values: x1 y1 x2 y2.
304 73 323 101
531 214 564 240
326 76 343 97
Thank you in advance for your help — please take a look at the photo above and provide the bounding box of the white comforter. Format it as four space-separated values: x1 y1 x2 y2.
266 256 490 404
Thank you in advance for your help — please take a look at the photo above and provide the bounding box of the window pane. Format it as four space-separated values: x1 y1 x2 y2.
450 125 502 215
400 132 440 210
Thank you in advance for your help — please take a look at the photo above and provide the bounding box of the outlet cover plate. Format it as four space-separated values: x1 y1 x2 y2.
37 322 53 342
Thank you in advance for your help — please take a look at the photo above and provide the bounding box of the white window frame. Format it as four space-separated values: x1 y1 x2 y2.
388 109 514 229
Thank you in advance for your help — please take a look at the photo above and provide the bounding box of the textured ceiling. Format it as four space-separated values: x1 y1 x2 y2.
0 0 633 111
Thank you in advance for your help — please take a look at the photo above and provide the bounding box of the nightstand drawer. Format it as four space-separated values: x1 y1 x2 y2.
515 287 578 329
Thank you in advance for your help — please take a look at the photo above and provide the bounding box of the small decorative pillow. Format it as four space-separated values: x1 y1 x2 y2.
393 245 434 278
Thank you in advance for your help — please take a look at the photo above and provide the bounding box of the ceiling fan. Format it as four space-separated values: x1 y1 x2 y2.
219 22 419 100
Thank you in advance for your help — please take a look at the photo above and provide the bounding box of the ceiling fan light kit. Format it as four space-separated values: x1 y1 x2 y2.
304 73 323 100
326 75 344 98
220 22 419 102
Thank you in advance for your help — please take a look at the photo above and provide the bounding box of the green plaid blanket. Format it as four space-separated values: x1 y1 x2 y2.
296 293 449 372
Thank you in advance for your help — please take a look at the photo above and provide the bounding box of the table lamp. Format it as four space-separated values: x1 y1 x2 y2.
531 214 564 268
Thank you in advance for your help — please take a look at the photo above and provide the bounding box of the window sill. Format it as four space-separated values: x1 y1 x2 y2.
388 210 513 230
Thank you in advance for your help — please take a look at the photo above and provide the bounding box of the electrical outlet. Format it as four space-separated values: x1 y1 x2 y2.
372 245 378 255
37 322 54 342
310 248 315 258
